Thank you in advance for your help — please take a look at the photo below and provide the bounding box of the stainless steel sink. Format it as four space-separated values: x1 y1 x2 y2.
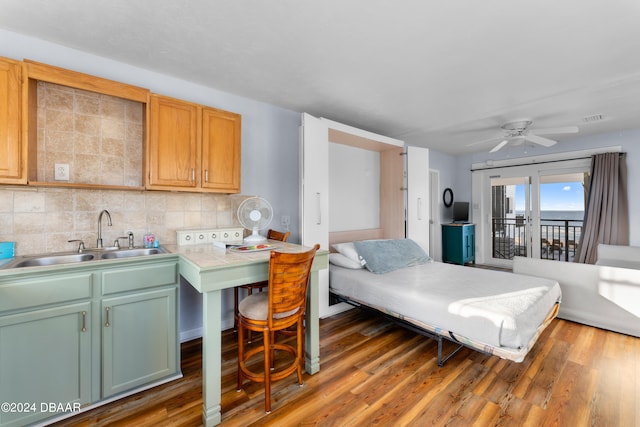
100 248 164 259
10 253 95 268
2 246 167 269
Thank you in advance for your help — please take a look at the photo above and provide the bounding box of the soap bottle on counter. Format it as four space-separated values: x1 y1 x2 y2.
143 231 156 248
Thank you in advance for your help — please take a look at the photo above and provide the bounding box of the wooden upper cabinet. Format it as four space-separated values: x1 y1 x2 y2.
22 59 149 190
0 57 25 184
147 94 241 193
201 107 241 192
148 94 200 189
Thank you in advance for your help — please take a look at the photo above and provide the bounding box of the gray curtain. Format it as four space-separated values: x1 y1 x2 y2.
575 152 629 264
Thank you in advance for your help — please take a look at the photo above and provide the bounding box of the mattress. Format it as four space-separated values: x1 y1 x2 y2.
329 261 561 354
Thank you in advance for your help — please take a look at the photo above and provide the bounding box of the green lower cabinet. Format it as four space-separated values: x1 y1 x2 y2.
0 302 92 427
0 256 180 426
102 287 178 398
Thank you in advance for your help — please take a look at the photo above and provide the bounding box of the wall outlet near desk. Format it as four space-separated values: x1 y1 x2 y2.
54 163 70 181
280 215 290 228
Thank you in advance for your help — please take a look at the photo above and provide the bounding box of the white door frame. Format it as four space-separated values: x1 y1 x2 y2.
429 169 441 261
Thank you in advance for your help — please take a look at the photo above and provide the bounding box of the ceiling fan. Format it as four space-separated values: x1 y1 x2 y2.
469 120 579 153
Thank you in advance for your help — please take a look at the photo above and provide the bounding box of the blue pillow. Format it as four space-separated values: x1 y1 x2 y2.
353 239 430 274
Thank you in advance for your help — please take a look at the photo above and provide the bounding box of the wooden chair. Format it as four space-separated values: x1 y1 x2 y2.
236 244 320 413
234 229 291 340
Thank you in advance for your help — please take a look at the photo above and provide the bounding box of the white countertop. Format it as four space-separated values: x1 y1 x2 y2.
163 240 325 271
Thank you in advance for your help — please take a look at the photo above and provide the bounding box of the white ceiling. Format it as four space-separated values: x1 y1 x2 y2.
2 0 639 154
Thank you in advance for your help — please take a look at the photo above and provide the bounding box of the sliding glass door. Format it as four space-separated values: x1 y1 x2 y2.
490 176 532 261
475 158 590 267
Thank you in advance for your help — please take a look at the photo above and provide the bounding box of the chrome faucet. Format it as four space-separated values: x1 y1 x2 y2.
97 209 112 248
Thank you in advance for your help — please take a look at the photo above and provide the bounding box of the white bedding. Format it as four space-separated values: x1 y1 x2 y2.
329 261 561 350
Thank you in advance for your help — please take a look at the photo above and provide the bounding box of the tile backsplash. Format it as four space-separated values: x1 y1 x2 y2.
0 186 246 256
36 81 144 186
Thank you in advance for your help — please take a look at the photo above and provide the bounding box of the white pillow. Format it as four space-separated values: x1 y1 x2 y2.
332 242 361 264
329 253 364 269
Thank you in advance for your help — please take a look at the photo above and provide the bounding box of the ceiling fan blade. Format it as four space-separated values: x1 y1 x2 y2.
531 126 579 135
489 139 509 153
466 135 503 147
525 134 557 147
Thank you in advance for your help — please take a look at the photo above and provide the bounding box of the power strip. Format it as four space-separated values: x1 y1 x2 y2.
176 227 244 246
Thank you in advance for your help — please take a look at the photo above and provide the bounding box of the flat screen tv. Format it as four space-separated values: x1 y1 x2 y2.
452 202 469 223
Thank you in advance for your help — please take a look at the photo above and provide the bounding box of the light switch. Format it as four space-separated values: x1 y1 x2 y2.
54 163 70 181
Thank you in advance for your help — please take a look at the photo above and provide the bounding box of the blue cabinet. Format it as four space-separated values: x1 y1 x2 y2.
442 224 475 265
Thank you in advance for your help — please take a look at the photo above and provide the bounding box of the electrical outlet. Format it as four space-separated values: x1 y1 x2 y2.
54 163 70 181
280 215 290 227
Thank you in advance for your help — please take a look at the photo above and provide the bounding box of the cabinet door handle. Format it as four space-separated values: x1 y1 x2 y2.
316 192 321 225
191 168 196 182
417 197 423 221
205 169 209 183
81 311 87 332
105 307 111 327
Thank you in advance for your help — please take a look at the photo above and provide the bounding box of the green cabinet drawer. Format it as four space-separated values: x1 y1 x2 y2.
0 273 93 313
101 262 177 295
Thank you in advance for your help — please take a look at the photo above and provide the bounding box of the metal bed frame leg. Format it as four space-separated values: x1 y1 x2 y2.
437 335 464 367
334 293 469 367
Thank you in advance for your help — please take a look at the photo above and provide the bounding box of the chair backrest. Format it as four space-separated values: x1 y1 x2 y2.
267 244 320 328
267 229 291 242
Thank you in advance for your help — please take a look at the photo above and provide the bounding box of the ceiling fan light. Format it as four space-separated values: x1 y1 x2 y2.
501 120 532 131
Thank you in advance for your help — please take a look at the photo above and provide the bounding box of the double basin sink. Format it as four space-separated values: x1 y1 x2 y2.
2 247 167 269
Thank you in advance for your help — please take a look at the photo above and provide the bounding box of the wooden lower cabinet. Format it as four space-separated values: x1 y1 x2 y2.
0 302 92 427
102 287 177 398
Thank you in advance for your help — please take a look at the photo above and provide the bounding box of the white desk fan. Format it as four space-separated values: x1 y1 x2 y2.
237 196 273 244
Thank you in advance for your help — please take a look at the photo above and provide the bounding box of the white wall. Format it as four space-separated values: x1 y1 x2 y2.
428 149 459 224
329 143 380 231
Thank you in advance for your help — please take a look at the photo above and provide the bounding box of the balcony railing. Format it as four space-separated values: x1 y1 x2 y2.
492 217 583 262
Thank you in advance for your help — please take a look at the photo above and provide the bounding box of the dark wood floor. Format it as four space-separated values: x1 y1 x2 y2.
53 309 639 426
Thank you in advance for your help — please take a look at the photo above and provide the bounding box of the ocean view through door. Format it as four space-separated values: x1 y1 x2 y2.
489 171 588 264
538 174 587 261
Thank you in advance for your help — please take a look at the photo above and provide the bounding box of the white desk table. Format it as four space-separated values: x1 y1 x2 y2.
167 242 328 426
